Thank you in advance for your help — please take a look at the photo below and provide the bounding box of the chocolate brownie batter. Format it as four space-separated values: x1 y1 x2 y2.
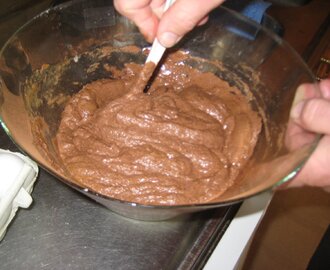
55 50 261 205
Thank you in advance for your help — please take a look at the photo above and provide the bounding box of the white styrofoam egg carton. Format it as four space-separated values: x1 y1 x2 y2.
0 149 38 241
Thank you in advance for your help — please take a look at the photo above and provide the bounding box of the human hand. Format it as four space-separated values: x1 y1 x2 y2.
114 0 225 48
285 79 330 192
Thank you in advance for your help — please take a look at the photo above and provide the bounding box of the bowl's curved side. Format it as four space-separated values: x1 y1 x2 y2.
0 0 320 220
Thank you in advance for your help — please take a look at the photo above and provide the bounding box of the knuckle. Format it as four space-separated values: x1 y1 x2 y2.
170 7 197 33
300 99 330 132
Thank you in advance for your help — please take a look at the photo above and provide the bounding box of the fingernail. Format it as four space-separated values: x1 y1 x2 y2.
291 101 305 119
140 29 155 44
159 32 180 48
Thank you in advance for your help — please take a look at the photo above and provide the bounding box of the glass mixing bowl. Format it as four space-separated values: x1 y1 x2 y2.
0 0 320 220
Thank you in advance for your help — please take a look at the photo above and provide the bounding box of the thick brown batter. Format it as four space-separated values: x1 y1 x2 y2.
55 50 261 205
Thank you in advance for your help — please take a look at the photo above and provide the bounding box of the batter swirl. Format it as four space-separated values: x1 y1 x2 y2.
56 50 261 205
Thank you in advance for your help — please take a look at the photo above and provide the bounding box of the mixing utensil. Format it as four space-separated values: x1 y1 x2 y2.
134 0 176 93
146 0 176 65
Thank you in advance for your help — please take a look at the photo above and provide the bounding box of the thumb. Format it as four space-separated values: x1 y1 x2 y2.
291 98 330 135
157 0 225 48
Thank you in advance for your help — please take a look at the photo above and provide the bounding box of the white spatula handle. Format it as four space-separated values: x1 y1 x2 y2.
146 0 176 64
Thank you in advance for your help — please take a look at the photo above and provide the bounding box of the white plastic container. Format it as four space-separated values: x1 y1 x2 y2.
0 149 38 241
